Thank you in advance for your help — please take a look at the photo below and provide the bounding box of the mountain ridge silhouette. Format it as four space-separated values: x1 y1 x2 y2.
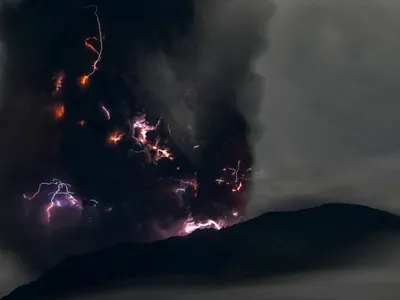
3 203 400 300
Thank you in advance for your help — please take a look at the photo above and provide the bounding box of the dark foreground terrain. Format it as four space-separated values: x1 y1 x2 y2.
3 203 400 300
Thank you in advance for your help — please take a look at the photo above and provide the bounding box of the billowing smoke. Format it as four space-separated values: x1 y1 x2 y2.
131 0 274 217
0 0 275 276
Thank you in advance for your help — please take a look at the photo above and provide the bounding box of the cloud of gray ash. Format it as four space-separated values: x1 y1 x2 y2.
0 0 276 275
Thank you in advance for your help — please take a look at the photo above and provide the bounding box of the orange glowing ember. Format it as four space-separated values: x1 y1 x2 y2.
80 75 89 86
232 181 243 193
107 131 124 145
54 104 64 120
191 180 198 197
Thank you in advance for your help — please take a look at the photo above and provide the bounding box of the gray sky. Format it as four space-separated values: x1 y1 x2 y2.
0 250 32 297
250 0 400 216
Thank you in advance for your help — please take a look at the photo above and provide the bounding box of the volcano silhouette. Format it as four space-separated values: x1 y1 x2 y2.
3 203 400 300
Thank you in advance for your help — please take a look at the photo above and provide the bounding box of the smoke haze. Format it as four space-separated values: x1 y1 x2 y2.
251 0 400 216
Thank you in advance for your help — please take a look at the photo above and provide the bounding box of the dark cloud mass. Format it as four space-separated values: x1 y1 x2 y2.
0 0 275 287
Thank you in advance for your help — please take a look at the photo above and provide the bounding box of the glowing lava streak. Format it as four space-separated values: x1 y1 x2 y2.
23 179 82 223
80 5 104 86
183 218 222 235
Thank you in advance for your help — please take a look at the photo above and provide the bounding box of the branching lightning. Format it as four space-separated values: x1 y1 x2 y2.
130 114 173 163
215 160 252 193
23 179 82 223
182 217 223 235
25 4 257 237
174 179 198 198
80 5 104 86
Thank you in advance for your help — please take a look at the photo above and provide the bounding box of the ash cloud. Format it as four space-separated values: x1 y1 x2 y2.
0 0 276 282
135 0 274 153
132 0 275 215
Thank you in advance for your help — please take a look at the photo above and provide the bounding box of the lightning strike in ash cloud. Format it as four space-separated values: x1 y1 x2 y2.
23 179 83 223
80 5 104 87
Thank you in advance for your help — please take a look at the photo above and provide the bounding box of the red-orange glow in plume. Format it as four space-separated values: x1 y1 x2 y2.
174 178 198 198
53 103 65 120
215 160 251 193
80 5 104 87
107 131 124 145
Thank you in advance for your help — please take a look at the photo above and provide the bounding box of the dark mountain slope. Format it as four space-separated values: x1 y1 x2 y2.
3 203 400 300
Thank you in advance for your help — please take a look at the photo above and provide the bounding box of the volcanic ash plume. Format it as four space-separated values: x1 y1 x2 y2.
133 0 275 217
0 0 276 273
